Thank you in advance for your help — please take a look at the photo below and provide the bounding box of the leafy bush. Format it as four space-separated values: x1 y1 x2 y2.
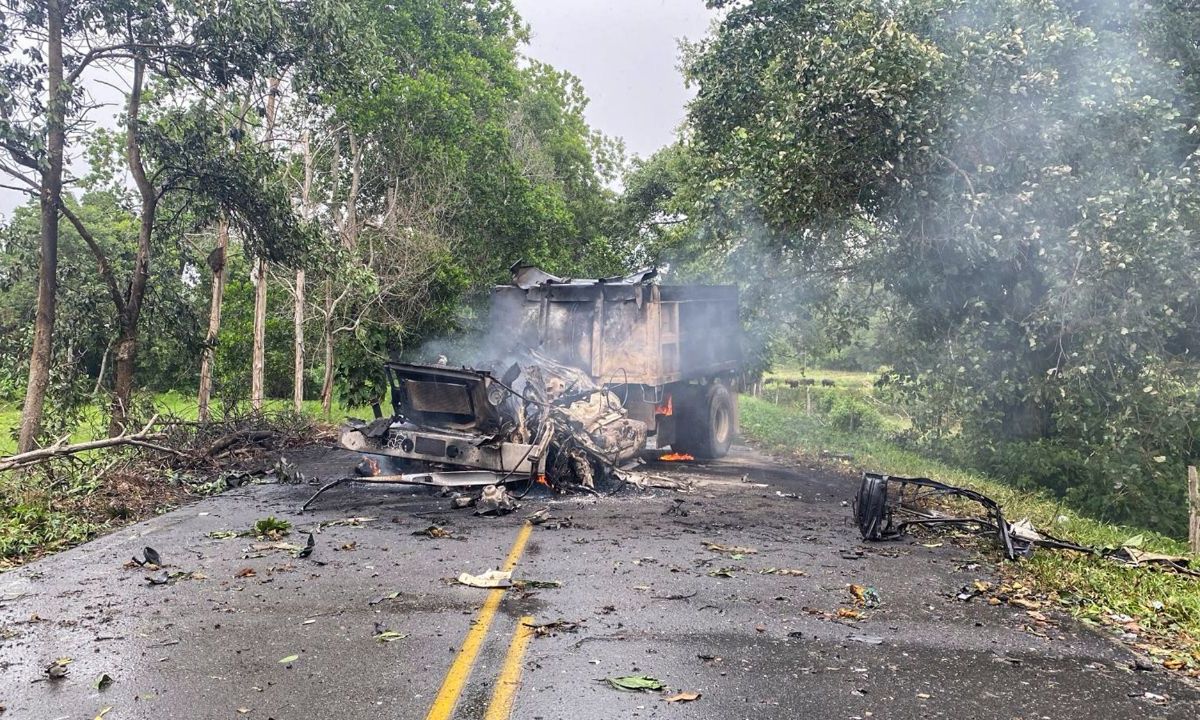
827 394 882 433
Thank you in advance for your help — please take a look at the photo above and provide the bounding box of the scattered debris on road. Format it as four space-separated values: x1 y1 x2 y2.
523 619 582 637
44 658 70 680
854 472 1200 576
412 525 454 539
457 569 513 588
475 484 519 516
297 532 315 558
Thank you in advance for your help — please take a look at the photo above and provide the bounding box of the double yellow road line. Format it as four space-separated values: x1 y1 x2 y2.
425 522 537 720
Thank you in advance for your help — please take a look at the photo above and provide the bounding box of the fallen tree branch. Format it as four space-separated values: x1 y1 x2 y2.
0 415 167 472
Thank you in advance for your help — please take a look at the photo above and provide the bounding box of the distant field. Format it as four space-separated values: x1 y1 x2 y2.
764 365 877 388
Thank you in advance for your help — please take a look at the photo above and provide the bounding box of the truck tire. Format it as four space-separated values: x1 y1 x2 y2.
673 383 736 459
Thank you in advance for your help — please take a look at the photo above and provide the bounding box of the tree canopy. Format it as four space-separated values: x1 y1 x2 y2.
672 0 1200 534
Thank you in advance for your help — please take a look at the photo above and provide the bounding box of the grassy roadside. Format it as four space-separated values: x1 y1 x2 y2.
739 392 1200 673
0 392 362 568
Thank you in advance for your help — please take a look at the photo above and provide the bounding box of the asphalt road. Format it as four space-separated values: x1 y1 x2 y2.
1 444 1197 720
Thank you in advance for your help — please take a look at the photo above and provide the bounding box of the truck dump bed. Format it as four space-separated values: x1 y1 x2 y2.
492 267 740 387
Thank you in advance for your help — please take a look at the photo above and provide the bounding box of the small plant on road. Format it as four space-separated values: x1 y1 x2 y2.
252 516 291 539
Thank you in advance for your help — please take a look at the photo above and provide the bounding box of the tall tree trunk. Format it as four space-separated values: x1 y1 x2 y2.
320 280 334 415
249 77 282 413
109 58 155 436
251 257 268 411
197 219 229 421
317 130 363 416
292 130 313 413
293 269 305 412
17 0 66 453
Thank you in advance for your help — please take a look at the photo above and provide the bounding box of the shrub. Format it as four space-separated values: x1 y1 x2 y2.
827 394 882 433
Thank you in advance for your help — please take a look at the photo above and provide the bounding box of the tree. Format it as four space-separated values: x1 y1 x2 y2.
2 0 70 451
0 0 329 439
681 0 1200 534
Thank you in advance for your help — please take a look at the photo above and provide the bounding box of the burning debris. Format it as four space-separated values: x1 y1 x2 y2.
303 264 743 510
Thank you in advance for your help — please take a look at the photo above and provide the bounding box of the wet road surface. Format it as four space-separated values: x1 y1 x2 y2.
1 444 1197 719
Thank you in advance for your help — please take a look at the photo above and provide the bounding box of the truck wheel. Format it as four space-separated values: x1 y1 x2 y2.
673 383 736 459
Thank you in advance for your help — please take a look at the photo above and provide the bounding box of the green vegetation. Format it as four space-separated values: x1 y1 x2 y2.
252 516 292 539
0 0 1196 658
618 0 1200 539
740 385 1200 667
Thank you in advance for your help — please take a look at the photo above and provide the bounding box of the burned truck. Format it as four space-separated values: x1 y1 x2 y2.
335 265 741 493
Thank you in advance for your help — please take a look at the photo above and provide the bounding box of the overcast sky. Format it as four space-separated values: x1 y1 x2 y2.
0 1 715 218
514 0 716 159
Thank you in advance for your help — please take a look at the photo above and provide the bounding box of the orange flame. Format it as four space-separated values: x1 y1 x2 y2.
659 452 694 462
535 474 550 487
655 394 673 416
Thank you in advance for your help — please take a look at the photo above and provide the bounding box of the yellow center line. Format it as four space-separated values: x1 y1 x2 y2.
424 521 533 720
483 615 536 720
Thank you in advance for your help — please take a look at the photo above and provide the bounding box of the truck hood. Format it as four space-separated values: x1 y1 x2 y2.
384 362 506 435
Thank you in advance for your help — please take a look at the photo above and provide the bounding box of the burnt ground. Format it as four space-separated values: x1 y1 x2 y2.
0 444 1196 719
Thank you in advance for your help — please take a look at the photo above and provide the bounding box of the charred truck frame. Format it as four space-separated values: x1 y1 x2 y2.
323 265 742 502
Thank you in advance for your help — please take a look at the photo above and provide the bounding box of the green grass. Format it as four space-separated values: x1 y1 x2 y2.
739 392 1200 667
765 365 877 387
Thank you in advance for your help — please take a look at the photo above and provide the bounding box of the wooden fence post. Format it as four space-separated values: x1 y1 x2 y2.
1188 465 1199 555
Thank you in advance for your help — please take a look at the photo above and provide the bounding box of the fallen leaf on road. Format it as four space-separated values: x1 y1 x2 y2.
235 567 257 578
1009 598 1041 611
606 675 665 692
707 567 736 578
760 567 806 576
278 654 299 664
93 673 114 691
848 634 884 645
319 517 376 529
457 569 512 588
208 530 241 539
369 591 401 605
93 707 112 720
664 691 701 703
374 631 408 643
837 608 863 620
702 541 757 555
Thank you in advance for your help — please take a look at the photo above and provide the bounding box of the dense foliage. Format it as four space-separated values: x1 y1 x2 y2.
667 0 1200 535
0 0 626 433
